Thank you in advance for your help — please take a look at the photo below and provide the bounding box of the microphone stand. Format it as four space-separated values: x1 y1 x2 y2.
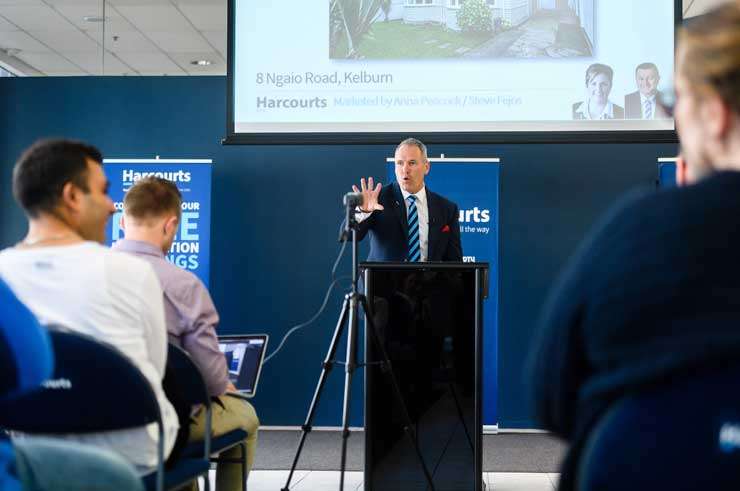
281 194 436 491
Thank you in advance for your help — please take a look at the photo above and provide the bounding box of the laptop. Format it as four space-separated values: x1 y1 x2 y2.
217 334 269 399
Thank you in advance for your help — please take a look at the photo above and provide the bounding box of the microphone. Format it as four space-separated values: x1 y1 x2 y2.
343 192 364 208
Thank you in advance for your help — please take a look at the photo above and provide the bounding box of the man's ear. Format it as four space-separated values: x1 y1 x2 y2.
425 160 431 176
120 214 127 231
60 181 82 212
703 93 731 141
165 215 179 236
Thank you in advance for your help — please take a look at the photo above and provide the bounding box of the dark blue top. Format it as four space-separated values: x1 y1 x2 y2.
528 171 740 489
0 277 54 491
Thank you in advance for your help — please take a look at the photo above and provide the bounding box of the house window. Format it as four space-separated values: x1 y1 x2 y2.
444 0 496 6
406 0 434 5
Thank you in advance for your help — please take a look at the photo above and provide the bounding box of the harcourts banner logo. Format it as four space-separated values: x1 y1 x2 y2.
122 169 192 188
459 207 490 223
104 160 213 287
459 206 492 235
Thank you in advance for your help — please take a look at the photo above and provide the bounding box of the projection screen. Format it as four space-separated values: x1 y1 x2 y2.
227 0 679 143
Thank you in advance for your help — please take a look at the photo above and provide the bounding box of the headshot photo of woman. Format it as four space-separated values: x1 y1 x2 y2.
572 63 625 120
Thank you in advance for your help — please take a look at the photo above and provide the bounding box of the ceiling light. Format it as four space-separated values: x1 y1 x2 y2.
190 60 212 66
83 16 107 23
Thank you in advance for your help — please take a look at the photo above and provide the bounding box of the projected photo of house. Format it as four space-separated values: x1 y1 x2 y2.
329 0 595 60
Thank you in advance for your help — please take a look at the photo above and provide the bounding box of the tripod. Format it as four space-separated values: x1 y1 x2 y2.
281 196 437 491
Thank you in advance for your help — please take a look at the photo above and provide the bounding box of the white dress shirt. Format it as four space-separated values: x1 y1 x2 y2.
401 186 430 262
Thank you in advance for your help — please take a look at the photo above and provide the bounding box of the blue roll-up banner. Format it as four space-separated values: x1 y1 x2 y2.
387 157 501 428
103 159 213 288
657 158 677 188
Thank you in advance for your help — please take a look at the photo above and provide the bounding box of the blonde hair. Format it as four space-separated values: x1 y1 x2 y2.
679 1 740 114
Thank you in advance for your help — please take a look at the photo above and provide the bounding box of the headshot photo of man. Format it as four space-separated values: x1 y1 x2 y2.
625 62 668 119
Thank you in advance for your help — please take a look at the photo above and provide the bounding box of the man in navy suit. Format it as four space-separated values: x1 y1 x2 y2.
624 62 668 120
352 138 463 262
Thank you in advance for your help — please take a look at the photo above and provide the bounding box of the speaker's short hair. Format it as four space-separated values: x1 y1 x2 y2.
396 138 428 160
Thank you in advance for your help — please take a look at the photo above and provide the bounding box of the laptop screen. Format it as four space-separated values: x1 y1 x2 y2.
217 334 268 397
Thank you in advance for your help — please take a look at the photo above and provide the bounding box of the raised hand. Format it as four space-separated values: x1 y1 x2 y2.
352 177 384 213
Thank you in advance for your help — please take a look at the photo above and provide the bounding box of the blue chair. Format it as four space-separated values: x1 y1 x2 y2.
0 279 53 402
0 279 53 491
0 330 209 491
166 344 248 491
577 363 740 491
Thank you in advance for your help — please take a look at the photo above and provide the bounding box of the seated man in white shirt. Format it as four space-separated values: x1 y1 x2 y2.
0 139 179 471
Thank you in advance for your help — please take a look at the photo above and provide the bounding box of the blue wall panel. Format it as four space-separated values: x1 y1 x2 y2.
0 77 678 428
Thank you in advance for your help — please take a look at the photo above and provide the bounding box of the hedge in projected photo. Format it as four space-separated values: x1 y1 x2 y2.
329 0 596 59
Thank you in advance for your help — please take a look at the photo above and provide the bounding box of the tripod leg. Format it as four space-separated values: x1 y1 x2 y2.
281 297 350 491
360 296 437 491
339 293 360 491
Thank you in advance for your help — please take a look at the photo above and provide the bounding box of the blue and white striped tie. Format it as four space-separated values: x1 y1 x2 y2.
643 99 653 119
407 195 420 262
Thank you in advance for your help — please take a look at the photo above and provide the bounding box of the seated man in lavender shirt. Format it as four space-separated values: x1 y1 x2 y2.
112 177 259 491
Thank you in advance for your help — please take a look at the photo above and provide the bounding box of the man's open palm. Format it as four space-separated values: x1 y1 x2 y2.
353 177 384 213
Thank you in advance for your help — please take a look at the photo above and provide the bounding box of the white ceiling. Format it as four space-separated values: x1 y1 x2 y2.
0 0 226 76
0 0 728 77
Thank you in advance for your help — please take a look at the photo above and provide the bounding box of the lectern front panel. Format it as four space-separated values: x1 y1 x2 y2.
364 266 481 491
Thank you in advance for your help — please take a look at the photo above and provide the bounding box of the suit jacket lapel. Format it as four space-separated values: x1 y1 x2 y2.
391 183 408 237
426 189 441 261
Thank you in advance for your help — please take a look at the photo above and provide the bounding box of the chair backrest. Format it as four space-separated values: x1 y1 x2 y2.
166 343 210 407
0 329 161 433
577 363 740 491
164 343 211 460
0 278 53 401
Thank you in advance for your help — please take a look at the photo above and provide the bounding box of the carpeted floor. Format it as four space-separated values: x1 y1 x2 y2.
253 430 566 473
